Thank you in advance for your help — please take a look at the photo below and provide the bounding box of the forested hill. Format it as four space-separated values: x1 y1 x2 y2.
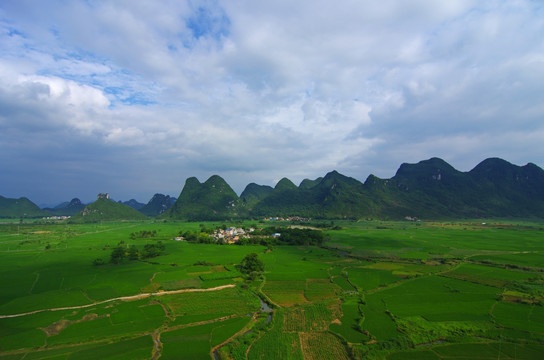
164 157 544 220
69 197 148 223
0 195 45 218
2 157 543 220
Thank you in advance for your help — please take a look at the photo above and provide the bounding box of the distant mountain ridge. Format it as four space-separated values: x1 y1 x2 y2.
43 198 86 216
139 194 177 216
120 199 145 210
164 157 544 220
2 157 543 220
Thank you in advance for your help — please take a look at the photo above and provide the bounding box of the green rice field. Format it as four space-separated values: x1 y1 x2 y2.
0 219 543 359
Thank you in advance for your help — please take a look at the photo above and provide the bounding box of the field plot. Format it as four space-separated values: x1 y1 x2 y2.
263 280 307 306
441 263 538 288
347 267 401 291
283 303 336 332
372 275 499 322
299 332 350 360
429 342 544 359
489 343 544 360
332 276 356 292
262 247 331 281
492 301 544 333
471 252 544 268
248 310 304 360
45 299 165 347
304 279 338 301
329 297 370 343
1 220 544 359
2 335 153 360
387 349 440 360
161 316 250 360
160 286 259 326
360 303 400 341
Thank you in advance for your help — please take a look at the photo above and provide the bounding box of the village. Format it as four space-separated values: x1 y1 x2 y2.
263 216 311 222
175 224 282 244
210 226 253 244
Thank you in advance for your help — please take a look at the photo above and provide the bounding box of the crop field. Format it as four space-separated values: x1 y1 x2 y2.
0 219 543 359
299 332 350 360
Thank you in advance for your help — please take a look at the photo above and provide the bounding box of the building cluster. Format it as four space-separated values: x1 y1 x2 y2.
42 216 71 220
211 227 255 244
264 216 311 222
42 215 71 220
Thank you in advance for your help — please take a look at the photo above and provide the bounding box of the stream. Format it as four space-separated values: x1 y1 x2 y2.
258 295 274 324
213 295 273 359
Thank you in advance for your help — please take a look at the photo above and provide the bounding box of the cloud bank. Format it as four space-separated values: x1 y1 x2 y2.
0 0 543 205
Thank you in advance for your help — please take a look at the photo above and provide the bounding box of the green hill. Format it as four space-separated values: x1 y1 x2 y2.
274 178 298 191
248 158 544 220
139 194 176 217
315 171 376 218
299 177 322 189
0 195 44 218
240 183 273 208
251 178 318 217
362 157 544 219
467 158 544 217
165 175 241 220
385 157 483 218
69 196 147 223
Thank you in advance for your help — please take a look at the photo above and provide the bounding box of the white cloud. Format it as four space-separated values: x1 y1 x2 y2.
0 0 543 203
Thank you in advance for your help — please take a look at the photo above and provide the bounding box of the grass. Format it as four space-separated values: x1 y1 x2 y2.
247 309 304 360
347 267 402 291
299 332 350 360
371 275 499 322
161 286 259 326
329 297 370 343
492 301 544 333
161 316 251 359
1 219 543 359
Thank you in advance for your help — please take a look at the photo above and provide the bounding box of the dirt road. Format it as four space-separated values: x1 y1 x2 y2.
0 284 236 319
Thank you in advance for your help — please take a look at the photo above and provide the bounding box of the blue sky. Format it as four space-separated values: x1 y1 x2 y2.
1 0 543 206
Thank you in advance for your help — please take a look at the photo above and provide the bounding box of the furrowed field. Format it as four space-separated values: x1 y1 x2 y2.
0 219 543 359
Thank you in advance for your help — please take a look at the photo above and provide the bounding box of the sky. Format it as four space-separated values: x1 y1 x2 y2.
1 0 543 206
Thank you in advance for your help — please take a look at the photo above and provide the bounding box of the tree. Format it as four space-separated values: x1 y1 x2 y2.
93 258 105 266
110 246 126 264
127 245 139 260
239 253 264 276
141 243 160 259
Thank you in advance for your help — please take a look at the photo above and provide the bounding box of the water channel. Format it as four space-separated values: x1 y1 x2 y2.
213 294 273 359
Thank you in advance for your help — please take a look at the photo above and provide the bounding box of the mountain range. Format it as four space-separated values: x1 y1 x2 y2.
1 157 543 221
162 157 544 220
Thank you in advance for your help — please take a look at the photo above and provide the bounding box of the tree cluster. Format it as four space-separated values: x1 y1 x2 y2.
178 230 214 243
238 253 264 281
256 227 325 246
94 241 166 265
129 230 157 239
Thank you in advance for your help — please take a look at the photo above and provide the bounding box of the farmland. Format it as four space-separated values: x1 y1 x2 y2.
0 219 543 359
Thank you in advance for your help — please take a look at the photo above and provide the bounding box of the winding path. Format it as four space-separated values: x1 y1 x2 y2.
0 284 236 319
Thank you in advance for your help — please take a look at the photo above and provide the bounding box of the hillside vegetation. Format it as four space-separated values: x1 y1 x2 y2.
2 157 543 220
69 198 148 223
164 157 544 221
